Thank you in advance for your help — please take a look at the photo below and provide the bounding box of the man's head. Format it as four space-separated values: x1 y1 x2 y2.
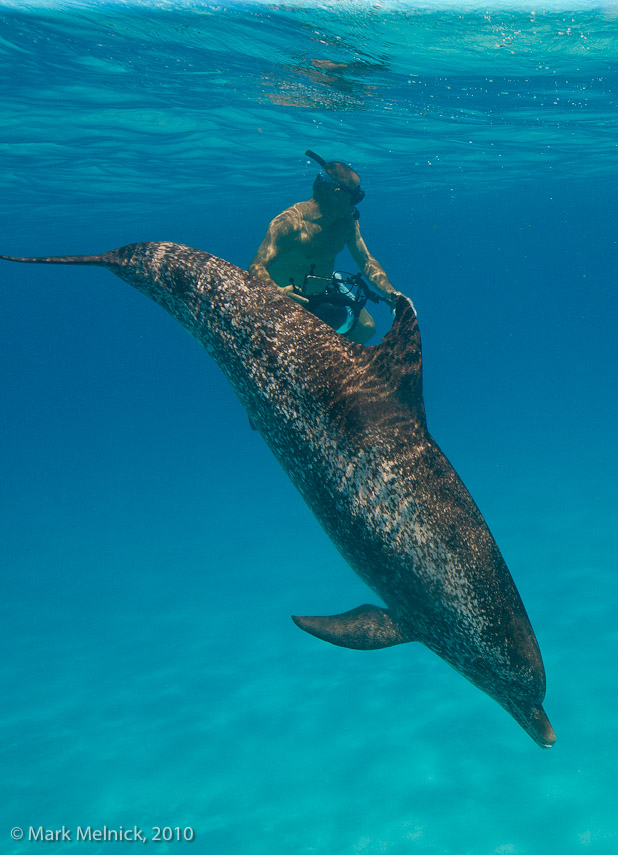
306 150 365 211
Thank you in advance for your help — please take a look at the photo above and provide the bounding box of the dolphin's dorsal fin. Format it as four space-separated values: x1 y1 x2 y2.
292 604 415 650
365 294 425 422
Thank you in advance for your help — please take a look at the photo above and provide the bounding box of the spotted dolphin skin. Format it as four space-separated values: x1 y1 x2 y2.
1 243 555 748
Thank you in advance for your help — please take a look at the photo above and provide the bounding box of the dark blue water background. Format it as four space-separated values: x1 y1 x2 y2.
1 3 617 853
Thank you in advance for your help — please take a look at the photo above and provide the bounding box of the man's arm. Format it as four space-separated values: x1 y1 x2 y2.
249 218 282 284
249 212 308 305
346 221 398 303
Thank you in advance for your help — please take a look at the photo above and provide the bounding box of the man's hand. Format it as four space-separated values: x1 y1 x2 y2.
279 284 309 306
385 290 399 307
381 289 399 317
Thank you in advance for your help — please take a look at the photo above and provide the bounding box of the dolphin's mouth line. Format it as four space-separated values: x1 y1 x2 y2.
518 705 557 749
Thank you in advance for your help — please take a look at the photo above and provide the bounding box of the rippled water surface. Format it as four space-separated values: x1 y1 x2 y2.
2 0 618 222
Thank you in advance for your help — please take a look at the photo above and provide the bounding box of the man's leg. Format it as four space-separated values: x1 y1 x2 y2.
348 308 376 345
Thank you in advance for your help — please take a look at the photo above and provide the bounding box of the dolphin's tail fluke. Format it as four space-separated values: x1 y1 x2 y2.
0 253 109 266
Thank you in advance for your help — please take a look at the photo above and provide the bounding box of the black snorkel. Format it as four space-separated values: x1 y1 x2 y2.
305 149 328 170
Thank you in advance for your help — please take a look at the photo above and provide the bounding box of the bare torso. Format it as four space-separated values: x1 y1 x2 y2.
259 200 354 290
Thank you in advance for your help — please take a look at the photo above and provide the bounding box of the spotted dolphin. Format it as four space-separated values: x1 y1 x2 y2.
1 242 555 748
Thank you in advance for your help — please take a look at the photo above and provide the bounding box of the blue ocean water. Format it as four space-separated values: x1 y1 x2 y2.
1 2 617 853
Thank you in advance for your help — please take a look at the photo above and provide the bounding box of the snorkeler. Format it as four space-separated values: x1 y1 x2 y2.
249 151 397 345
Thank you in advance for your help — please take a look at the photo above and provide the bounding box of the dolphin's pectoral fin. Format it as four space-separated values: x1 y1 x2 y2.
291 604 414 650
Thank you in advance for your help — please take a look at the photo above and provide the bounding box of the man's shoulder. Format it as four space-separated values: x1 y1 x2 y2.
345 215 363 240
270 200 314 229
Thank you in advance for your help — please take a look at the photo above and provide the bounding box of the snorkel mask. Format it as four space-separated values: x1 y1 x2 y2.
306 149 365 206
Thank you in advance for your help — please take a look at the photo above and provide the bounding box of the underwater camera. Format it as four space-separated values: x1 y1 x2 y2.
292 268 383 336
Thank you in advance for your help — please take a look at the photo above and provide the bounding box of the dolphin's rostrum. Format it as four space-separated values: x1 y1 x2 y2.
1 242 555 748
